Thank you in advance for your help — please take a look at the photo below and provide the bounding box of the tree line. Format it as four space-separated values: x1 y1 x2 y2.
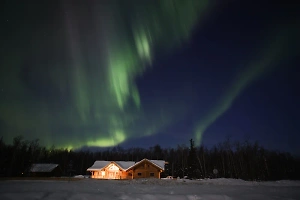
0 136 299 181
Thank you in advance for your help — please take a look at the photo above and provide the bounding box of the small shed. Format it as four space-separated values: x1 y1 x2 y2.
29 164 62 177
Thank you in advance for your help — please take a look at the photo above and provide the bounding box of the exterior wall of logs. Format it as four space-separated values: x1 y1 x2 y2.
88 159 164 179
129 160 162 179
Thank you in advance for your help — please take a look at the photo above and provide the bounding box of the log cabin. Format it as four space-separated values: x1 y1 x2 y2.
87 158 165 179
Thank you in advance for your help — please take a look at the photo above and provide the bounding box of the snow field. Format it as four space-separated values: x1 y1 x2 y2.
0 178 299 200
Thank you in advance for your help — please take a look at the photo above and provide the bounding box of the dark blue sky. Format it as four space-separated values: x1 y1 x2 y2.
1 0 299 154
126 1 300 153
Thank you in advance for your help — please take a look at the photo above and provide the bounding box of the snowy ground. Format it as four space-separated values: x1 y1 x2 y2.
1 178 300 200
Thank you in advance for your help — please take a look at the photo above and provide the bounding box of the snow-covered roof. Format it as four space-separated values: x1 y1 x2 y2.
127 159 165 171
87 161 109 171
149 160 165 170
87 159 165 171
115 161 135 170
87 161 136 171
30 164 59 173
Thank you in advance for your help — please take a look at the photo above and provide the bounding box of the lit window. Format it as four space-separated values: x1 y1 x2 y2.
109 164 119 170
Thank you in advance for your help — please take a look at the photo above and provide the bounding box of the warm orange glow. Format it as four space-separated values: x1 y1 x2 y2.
88 159 165 179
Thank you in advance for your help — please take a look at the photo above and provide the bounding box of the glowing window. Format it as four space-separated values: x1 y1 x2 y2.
108 164 119 171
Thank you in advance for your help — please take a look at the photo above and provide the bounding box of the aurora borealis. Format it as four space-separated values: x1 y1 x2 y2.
1 1 299 152
194 23 300 145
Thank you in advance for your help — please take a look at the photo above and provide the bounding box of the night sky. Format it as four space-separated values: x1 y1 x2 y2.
1 1 299 153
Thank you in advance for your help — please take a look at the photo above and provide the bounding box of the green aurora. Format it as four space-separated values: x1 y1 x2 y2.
0 1 212 149
194 23 300 144
1 1 298 150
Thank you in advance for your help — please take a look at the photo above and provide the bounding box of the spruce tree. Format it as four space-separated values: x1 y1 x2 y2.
188 139 198 179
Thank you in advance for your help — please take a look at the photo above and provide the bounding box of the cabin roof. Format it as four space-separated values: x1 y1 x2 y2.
126 159 165 171
30 164 59 173
87 161 136 171
87 161 109 171
115 161 136 170
149 160 165 170
87 159 165 171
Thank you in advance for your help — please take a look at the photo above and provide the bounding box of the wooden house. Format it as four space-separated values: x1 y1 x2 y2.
87 158 165 179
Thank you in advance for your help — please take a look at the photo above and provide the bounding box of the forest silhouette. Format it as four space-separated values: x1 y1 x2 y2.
0 136 299 181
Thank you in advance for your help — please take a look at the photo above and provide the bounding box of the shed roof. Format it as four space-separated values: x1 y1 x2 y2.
30 164 59 173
